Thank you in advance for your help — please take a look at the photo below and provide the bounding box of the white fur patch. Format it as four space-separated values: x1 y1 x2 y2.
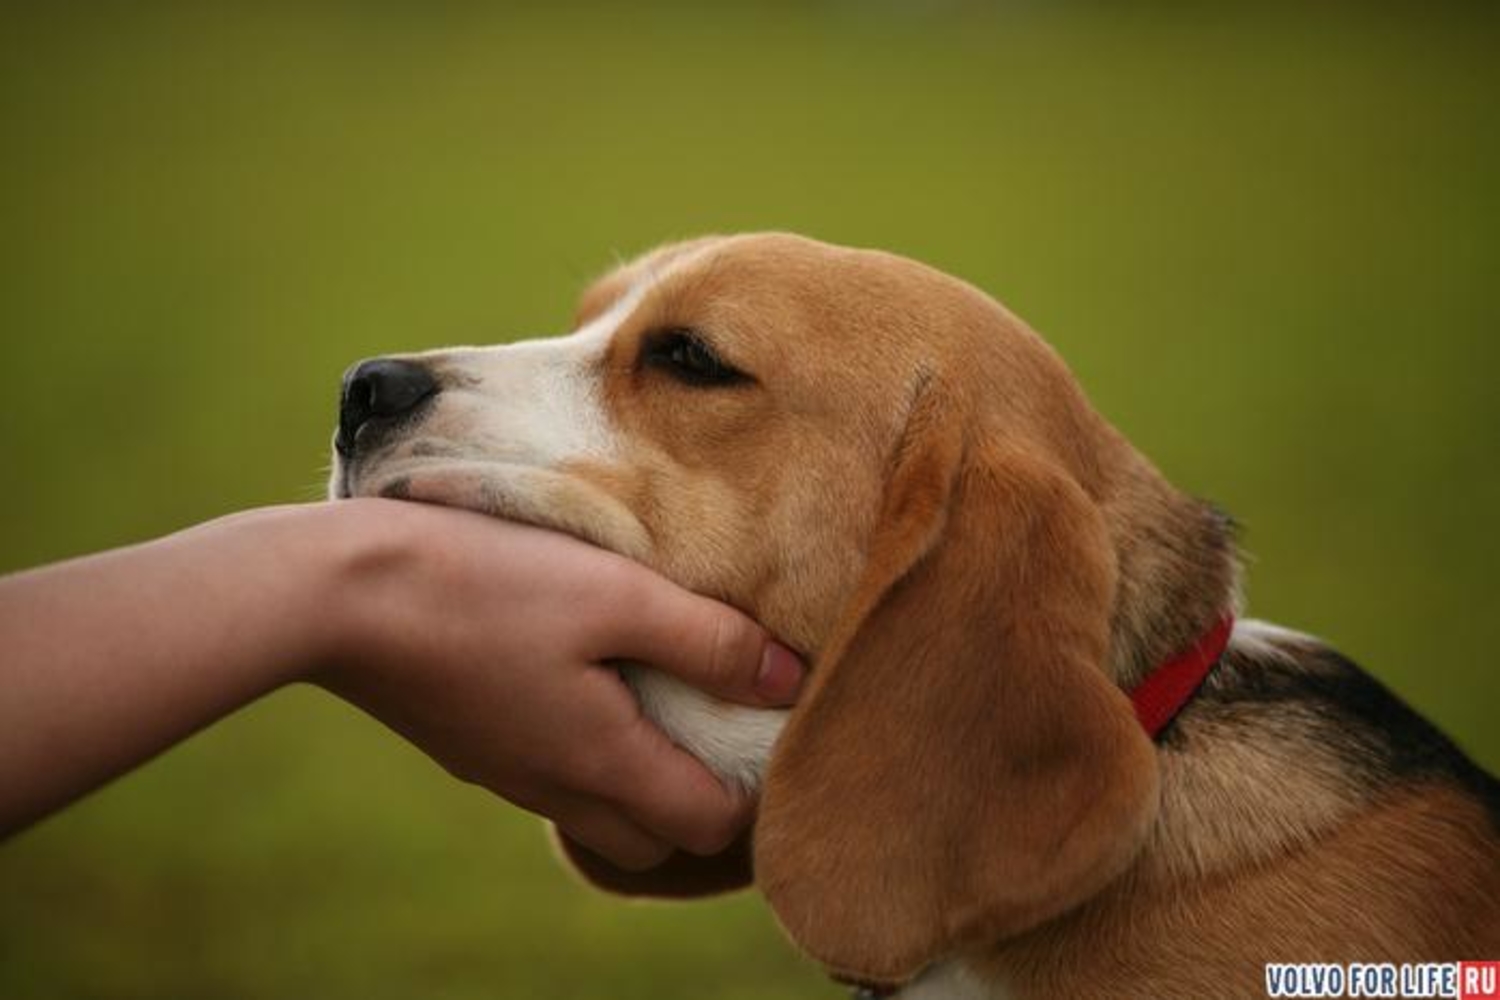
1229 618 1317 662
428 279 651 469
898 961 1008 1000
623 670 787 791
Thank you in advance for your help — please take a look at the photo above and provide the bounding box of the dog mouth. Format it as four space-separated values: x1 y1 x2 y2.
367 463 510 512
334 452 652 562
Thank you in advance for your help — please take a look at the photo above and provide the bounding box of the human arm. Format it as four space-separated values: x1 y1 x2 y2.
0 499 802 866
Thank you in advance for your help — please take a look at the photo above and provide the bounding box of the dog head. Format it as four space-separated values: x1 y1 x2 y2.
330 233 1234 987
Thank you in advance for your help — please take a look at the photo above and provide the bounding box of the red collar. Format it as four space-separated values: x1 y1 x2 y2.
1128 614 1234 739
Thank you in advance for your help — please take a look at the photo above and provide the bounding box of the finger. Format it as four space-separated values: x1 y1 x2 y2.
555 805 674 872
596 714 756 857
600 574 806 708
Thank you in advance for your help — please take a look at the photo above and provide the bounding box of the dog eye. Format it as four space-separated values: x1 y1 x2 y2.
641 329 751 387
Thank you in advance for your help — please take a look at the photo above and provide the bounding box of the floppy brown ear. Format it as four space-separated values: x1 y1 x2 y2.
753 394 1161 987
554 827 753 899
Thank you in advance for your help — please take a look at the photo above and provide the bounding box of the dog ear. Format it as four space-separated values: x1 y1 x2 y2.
752 383 1161 988
553 828 753 899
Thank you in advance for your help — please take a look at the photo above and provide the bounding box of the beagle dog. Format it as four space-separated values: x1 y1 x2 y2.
329 234 1500 998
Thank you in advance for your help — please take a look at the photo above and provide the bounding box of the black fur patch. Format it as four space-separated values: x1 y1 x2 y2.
1167 632 1500 830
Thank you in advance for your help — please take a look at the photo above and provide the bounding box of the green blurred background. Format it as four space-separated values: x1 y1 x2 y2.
1 4 1496 998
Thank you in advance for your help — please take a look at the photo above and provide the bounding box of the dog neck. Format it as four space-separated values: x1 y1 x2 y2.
1096 445 1241 689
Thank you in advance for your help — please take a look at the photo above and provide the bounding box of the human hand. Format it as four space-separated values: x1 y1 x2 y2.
311 498 805 870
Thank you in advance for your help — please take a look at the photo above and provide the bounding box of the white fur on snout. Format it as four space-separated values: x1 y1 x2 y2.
432 281 647 470
348 282 651 545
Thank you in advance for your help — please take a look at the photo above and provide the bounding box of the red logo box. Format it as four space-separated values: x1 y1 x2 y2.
1461 962 1500 1000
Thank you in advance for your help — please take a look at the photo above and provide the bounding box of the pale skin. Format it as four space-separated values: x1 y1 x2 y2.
0 498 805 869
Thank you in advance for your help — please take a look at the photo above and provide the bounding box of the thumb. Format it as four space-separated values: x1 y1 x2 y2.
603 577 805 708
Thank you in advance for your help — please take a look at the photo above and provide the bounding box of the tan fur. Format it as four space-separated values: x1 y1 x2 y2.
340 233 1499 995
970 787 1500 999
563 236 1494 991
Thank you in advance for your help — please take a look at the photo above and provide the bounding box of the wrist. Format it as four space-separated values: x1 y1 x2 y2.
284 497 428 692
178 501 401 692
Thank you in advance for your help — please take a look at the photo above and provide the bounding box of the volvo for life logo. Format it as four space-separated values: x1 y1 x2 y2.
1264 962 1499 999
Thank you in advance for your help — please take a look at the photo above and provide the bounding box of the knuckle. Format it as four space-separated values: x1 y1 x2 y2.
576 717 660 802
679 801 745 856
709 612 758 688
566 741 625 797
585 565 655 648
598 558 652 611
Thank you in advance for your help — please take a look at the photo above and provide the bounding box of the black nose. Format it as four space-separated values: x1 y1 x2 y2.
337 358 439 456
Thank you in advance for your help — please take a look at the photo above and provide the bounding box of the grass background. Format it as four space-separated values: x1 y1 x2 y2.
1 4 1496 998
